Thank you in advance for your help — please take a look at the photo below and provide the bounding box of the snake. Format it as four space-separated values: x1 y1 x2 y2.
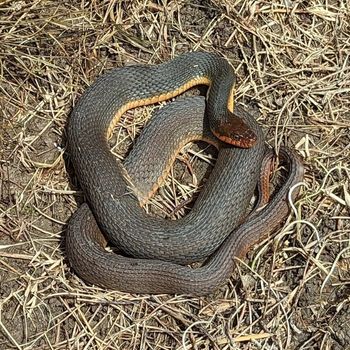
67 52 267 264
66 97 304 295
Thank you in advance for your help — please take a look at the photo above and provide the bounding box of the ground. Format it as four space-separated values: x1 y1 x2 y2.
1 1 350 349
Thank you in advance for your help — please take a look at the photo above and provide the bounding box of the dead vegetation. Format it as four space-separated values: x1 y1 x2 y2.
1 0 350 349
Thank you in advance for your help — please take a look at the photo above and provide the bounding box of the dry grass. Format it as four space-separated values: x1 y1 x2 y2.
1 0 350 349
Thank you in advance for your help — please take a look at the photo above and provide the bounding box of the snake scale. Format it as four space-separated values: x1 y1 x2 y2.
66 52 304 294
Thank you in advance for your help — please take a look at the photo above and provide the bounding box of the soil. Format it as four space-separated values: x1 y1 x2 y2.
1 1 350 349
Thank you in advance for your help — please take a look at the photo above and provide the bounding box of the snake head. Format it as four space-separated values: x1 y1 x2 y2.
212 112 257 148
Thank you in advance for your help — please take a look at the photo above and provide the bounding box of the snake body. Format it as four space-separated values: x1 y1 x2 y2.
66 97 304 294
66 52 304 294
67 52 266 264
124 97 223 204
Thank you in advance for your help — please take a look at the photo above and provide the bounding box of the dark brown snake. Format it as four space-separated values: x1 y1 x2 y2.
66 52 304 294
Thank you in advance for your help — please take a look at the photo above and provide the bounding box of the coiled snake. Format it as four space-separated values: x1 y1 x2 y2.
66 52 304 295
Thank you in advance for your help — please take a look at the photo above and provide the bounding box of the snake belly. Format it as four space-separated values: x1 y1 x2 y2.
67 52 265 264
66 97 305 295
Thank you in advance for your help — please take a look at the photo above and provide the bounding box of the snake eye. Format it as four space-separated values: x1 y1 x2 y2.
232 134 241 141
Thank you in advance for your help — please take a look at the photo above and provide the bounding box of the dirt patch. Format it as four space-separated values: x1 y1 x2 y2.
1 1 350 349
